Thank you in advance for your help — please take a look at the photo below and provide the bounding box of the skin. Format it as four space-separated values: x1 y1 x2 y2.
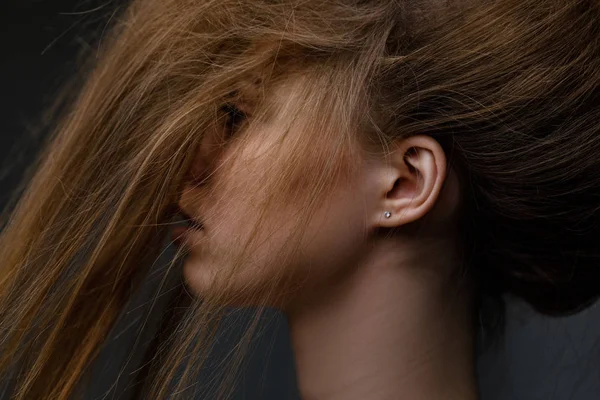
176 80 478 399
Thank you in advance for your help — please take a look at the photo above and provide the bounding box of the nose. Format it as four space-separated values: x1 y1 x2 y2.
188 142 211 186
187 120 228 186
189 156 208 186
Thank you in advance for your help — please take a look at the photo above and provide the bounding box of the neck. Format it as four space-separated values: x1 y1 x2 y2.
286 240 478 400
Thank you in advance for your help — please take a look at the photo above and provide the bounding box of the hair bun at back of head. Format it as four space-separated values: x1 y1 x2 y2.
468 189 600 317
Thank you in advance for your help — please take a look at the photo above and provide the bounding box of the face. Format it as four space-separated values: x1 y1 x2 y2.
175 79 381 308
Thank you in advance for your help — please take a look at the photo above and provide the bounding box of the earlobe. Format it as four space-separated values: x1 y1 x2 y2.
375 136 447 228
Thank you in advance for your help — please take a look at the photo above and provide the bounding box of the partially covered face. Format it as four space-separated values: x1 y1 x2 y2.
174 77 380 308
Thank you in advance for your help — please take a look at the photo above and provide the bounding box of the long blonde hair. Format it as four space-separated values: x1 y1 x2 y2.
2 0 600 398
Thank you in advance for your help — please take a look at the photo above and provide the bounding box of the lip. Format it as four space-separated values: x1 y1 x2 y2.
171 225 205 247
171 206 206 247
178 209 204 230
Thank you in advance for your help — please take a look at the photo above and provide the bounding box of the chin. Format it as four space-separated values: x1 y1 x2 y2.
182 258 217 295
182 259 289 309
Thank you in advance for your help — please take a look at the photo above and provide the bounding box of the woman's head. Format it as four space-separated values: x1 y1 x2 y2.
176 69 455 308
173 0 600 315
1 0 599 398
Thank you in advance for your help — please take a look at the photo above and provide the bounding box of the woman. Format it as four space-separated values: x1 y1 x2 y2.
0 0 598 398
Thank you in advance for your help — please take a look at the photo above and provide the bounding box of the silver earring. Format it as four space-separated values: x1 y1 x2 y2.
384 211 392 219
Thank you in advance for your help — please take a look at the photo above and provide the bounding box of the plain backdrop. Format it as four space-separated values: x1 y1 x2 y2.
1 1 599 399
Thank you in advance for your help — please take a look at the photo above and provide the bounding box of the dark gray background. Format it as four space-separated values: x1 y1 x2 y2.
1 1 599 398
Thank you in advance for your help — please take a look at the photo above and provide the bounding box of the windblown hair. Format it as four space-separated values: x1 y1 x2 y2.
1 0 599 398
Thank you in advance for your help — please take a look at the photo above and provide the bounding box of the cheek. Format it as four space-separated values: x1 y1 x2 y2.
203 146 271 247
204 124 307 250
299 193 370 278
182 141 295 291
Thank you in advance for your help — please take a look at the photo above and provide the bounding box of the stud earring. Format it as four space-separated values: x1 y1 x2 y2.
384 211 392 219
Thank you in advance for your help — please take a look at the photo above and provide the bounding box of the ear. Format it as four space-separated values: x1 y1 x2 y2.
370 135 447 229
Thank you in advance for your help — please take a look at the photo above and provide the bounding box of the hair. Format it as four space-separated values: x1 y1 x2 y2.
1 0 599 398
